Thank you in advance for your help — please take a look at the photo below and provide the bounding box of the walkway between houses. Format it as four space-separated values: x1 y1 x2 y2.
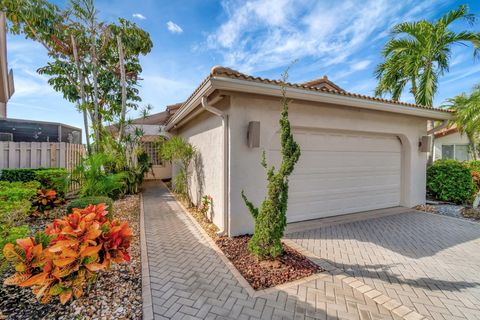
141 181 396 320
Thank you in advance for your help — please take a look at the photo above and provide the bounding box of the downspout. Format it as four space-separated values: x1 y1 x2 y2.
201 96 229 236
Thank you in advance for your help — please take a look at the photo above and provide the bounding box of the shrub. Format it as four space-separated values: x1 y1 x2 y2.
74 153 126 198
241 69 301 259
0 168 69 194
32 189 65 213
0 224 29 271
67 196 113 219
160 136 195 204
0 181 40 225
427 160 476 203
467 160 480 173
3 204 133 304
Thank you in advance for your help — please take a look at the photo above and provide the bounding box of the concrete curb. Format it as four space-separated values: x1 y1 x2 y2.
139 193 154 320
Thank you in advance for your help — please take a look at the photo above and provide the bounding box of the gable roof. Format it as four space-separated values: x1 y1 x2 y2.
166 66 452 130
434 125 459 138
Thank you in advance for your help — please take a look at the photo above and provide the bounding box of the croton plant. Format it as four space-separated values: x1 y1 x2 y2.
2 204 132 304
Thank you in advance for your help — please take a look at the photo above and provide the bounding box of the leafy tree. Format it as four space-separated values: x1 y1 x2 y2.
1 0 153 150
375 5 480 106
443 84 480 159
160 136 196 204
241 69 301 259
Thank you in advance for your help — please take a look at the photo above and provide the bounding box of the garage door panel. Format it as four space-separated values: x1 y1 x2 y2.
269 129 402 222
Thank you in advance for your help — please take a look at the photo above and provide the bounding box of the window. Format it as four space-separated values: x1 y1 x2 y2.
441 144 470 161
141 142 164 166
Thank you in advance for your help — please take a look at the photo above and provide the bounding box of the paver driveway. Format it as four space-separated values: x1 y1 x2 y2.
142 181 398 320
286 211 480 320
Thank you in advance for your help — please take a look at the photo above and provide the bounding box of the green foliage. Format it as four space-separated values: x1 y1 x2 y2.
0 224 30 272
67 196 113 219
375 5 480 106
34 169 69 195
467 160 480 172
0 168 69 194
427 160 476 203
241 69 301 259
0 181 40 225
160 136 196 204
444 84 480 159
73 153 126 198
1 0 153 150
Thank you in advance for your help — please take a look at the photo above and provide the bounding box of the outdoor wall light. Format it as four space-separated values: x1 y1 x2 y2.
247 121 260 148
419 135 432 152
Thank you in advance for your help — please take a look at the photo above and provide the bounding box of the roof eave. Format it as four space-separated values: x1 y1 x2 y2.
211 76 452 121
165 79 215 131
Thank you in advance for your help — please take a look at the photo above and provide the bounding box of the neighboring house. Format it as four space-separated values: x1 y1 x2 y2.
0 12 14 118
0 118 81 143
433 126 471 161
165 66 452 236
111 103 181 180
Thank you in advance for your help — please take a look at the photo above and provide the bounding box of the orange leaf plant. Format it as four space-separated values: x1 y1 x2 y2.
3 203 132 304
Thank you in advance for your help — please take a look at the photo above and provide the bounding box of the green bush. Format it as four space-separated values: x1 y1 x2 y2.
466 160 480 173
0 224 30 271
66 196 114 219
0 168 69 194
427 160 476 203
0 181 40 225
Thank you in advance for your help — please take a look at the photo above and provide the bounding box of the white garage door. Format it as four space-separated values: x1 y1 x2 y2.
269 129 402 222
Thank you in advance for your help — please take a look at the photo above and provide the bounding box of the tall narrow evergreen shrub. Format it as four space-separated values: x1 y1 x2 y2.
241 69 301 259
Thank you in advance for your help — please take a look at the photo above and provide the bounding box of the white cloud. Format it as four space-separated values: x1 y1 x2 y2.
132 13 146 20
206 0 450 73
166 21 183 34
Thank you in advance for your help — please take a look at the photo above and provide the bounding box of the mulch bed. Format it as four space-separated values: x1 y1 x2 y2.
0 195 142 320
215 235 321 290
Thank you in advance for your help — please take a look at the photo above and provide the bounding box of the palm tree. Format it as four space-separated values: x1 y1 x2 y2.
444 84 480 159
375 5 480 106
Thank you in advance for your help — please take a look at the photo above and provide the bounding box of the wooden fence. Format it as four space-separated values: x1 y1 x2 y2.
0 142 85 192
0 142 84 169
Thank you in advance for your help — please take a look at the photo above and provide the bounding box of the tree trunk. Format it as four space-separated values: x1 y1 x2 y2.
116 35 127 142
90 30 101 152
71 35 91 155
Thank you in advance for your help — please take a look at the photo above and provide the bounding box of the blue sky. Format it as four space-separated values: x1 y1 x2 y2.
5 0 480 130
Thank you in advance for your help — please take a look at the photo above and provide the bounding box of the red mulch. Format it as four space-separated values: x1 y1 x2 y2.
215 235 322 290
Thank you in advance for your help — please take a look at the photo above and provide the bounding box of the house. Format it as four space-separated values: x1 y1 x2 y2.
112 103 181 180
433 125 472 161
164 66 452 236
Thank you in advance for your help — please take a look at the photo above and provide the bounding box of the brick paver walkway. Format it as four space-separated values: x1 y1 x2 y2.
142 181 396 320
287 212 480 320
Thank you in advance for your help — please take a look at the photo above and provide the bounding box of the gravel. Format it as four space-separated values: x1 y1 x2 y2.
0 195 142 320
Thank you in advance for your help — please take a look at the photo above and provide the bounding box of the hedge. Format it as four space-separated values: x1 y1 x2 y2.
427 160 476 203
66 196 114 220
0 168 69 194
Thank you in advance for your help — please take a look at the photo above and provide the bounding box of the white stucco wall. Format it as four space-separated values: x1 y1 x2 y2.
433 131 470 161
174 109 226 230
228 93 429 236
144 163 172 180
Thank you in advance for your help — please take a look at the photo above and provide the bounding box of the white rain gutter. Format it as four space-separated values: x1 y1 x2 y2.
201 95 229 236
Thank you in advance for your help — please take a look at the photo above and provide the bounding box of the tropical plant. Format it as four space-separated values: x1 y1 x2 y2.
0 224 30 272
1 0 153 151
160 136 196 204
375 5 480 106
67 196 114 219
443 84 480 159
427 159 476 203
3 204 132 304
31 189 65 213
241 69 301 259
73 153 126 198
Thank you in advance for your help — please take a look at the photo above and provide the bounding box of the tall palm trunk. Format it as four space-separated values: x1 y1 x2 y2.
71 35 91 155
